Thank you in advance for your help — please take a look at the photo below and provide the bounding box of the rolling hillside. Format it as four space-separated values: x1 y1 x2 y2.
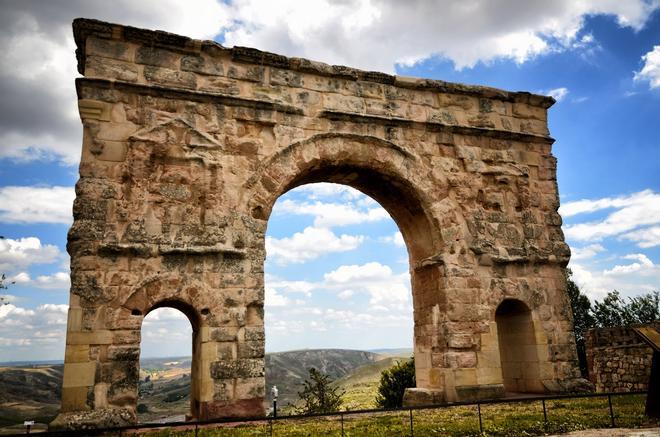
0 348 412 431
265 348 380 409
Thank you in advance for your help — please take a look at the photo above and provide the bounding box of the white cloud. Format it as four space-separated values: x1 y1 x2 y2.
275 199 389 228
338 289 354 300
570 244 605 260
604 253 654 275
562 189 660 243
221 0 659 72
0 303 68 360
0 0 230 164
143 307 189 323
621 225 660 248
569 254 660 300
324 262 410 305
266 226 364 265
321 308 411 330
140 307 193 357
544 87 569 101
266 276 316 297
0 237 62 272
380 231 405 248
634 45 660 89
294 183 363 201
265 286 291 307
9 271 70 290
0 186 75 224
6 1 656 165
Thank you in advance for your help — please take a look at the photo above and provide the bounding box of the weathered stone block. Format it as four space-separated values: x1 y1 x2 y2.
87 37 132 62
210 359 264 379
143 65 196 89
136 46 179 69
63 362 97 388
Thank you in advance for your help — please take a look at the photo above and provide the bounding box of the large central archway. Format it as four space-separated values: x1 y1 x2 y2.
243 133 445 397
54 19 588 430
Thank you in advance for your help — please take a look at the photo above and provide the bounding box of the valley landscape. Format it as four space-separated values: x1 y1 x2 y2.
0 348 412 433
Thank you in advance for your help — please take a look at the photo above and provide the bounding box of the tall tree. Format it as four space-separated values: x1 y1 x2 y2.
295 367 345 414
566 270 595 377
375 357 415 408
592 290 660 328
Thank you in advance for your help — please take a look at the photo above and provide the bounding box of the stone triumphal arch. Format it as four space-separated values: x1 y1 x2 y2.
53 18 587 429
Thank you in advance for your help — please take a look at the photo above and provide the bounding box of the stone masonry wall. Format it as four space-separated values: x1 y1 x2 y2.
585 324 658 392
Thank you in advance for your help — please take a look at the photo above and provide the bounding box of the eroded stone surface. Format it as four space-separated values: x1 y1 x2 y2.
53 18 585 430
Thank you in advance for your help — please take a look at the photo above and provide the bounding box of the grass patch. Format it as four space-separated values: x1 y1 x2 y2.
134 394 657 437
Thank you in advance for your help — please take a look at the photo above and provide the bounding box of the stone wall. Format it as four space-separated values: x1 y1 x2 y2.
585 324 658 392
52 17 587 430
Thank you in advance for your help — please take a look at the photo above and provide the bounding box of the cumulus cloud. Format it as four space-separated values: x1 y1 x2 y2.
604 253 654 275
10 271 70 290
275 199 390 228
0 303 68 360
222 0 659 72
294 183 363 201
266 226 364 264
0 0 230 164
0 237 62 272
544 87 569 101
140 307 193 357
380 231 405 247
0 186 75 224
4 1 658 165
634 45 660 89
570 244 605 260
324 262 410 305
561 189 660 244
569 253 660 300
265 286 291 307
621 226 660 248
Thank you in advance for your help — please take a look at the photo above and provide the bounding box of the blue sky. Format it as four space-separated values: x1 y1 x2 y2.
0 0 659 360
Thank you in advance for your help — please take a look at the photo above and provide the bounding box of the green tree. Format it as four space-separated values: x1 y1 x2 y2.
375 357 415 408
592 290 660 328
566 270 594 377
295 368 344 414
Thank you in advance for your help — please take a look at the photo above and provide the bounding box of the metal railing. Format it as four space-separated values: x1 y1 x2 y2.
9 390 648 436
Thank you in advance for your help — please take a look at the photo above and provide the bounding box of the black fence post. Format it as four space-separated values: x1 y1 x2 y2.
542 399 547 424
477 402 483 433
608 394 615 428
341 412 344 437
409 408 414 437
195 422 198 437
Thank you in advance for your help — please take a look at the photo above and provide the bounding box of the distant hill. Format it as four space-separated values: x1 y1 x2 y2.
0 348 407 430
0 365 63 430
336 356 413 410
265 349 380 409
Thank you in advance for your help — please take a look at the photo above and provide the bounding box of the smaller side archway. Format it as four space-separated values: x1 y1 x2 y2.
138 306 195 422
495 299 544 394
120 278 210 422
136 300 204 421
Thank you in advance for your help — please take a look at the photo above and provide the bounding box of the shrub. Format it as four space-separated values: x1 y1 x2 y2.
375 357 415 408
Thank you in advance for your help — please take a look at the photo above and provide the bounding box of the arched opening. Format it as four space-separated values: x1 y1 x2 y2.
495 299 543 394
244 134 449 406
137 303 199 423
264 180 418 411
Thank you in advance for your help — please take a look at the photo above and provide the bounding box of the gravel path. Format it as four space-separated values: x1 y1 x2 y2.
551 428 660 436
